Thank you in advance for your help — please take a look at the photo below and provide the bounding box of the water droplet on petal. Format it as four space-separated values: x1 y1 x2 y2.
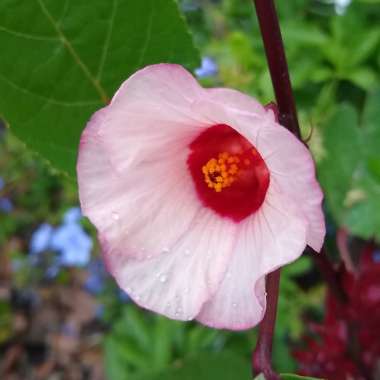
159 274 168 283
184 249 191 256
111 212 120 221
162 247 170 253
128 287 134 295
232 302 237 308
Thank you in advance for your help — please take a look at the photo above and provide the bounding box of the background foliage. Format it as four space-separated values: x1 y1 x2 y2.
1 0 380 379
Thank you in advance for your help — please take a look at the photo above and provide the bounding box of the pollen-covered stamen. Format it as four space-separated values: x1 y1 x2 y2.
202 152 242 192
188 124 270 222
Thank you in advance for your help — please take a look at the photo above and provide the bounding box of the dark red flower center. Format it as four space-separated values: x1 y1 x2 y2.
187 124 270 222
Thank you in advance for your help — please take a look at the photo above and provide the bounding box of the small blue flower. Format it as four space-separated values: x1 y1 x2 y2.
84 259 107 294
195 57 218 79
0 177 4 191
0 197 13 213
51 223 92 267
29 223 54 254
63 207 82 224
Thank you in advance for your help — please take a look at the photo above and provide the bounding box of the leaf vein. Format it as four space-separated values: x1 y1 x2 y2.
97 0 118 81
0 24 59 41
36 0 109 104
135 0 155 70
0 73 101 107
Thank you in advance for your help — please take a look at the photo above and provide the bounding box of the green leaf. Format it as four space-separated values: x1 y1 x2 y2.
283 256 312 277
253 373 323 380
318 104 361 224
363 89 380 135
129 352 251 380
280 374 323 380
350 29 380 66
0 0 200 179
344 68 378 90
152 317 172 370
104 336 131 380
319 90 380 240
283 21 328 47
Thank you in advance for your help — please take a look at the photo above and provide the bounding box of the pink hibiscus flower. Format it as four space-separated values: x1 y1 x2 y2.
77 64 325 330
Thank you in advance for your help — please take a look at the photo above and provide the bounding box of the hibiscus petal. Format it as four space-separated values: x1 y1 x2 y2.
101 64 210 173
193 90 325 252
196 185 307 330
112 64 203 109
252 125 325 252
104 208 237 320
206 87 269 119
77 110 202 261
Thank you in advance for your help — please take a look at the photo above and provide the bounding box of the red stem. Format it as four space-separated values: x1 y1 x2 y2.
252 269 281 380
252 0 300 136
251 0 298 377
251 0 347 378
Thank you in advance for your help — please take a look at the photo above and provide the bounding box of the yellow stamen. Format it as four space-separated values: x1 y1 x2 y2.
201 152 244 193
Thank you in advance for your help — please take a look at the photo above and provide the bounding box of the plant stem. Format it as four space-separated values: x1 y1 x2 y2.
251 0 297 377
252 0 300 136
250 0 348 377
252 269 281 380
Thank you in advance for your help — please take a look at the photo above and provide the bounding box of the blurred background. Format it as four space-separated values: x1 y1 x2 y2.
1 0 380 379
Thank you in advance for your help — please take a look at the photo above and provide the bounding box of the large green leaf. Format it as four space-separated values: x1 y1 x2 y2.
319 90 380 240
254 373 322 380
129 352 251 380
280 375 323 380
0 0 200 179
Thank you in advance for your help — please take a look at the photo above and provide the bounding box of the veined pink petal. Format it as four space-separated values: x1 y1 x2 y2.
196 184 307 330
112 64 203 109
102 64 210 173
206 87 270 120
193 90 325 252
246 124 325 252
103 208 237 321
77 110 201 261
